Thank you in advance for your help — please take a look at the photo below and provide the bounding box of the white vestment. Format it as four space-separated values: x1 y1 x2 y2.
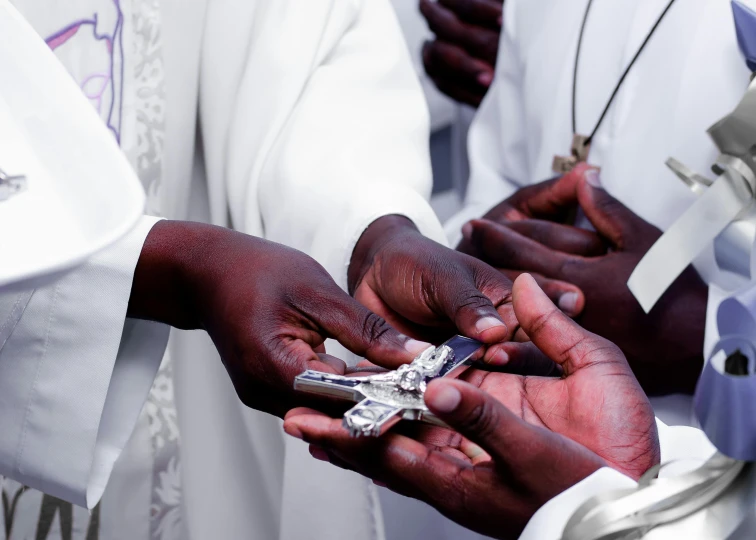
0 1 477 539
450 0 756 537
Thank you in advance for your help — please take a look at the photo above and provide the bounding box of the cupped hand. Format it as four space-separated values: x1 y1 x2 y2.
349 216 519 362
128 220 431 417
420 0 503 107
466 166 707 394
284 274 659 539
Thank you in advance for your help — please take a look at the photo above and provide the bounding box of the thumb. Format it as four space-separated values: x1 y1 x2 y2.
512 273 625 375
575 168 647 250
505 171 581 220
441 257 517 345
424 378 538 466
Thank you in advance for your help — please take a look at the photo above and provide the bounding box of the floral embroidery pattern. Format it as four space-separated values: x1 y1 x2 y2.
44 0 125 142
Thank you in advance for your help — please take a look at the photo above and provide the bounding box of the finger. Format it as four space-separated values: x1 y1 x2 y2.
501 174 581 221
420 0 500 64
285 411 469 502
468 219 578 279
481 341 563 377
313 353 347 375
422 40 494 89
504 220 607 257
512 274 624 375
314 288 432 368
499 270 584 317
438 255 517 344
424 378 545 466
428 73 487 107
438 0 503 29
574 166 659 250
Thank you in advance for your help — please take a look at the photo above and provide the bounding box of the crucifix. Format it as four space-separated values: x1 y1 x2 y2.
294 336 483 437
552 134 591 175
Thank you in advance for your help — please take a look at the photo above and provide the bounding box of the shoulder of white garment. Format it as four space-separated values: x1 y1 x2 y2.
519 419 716 539
0 0 144 289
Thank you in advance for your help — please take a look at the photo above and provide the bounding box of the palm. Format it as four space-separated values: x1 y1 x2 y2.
463 359 656 478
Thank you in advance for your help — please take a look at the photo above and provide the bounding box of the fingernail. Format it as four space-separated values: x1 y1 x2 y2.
584 168 603 189
462 222 473 241
488 348 509 366
405 339 433 356
373 480 388 488
558 292 579 315
465 442 487 460
310 447 330 463
477 71 494 87
284 423 303 440
475 316 505 335
426 383 461 413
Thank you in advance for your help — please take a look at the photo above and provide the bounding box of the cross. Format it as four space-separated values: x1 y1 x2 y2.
294 336 483 437
552 134 591 174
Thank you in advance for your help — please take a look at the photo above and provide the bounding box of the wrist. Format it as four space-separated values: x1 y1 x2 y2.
127 220 239 330
347 215 420 295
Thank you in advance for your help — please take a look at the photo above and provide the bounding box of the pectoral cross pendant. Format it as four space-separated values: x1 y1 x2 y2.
552 134 591 174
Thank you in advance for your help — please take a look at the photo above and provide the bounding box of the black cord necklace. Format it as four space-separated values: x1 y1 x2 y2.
552 0 678 174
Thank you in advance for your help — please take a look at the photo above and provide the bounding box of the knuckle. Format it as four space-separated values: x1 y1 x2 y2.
359 311 394 349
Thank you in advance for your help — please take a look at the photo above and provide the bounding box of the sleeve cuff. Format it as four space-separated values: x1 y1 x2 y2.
520 419 717 539
520 467 636 540
0 215 169 508
309 183 447 291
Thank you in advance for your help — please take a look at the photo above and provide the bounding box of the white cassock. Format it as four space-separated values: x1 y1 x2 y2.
446 0 756 537
0 1 472 539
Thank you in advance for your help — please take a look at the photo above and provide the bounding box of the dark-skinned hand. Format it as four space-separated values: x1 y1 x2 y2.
349 215 518 362
127 220 433 417
456 173 603 338
284 274 660 540
420 0 504 107
466 165 707 395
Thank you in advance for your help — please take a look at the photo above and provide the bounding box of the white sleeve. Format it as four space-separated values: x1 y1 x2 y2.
519 419 717 539
444 0 531 246
262 0 449 286
0 216 169 509
200 0 447 289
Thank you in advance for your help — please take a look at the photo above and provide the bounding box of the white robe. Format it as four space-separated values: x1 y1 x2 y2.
451 0 756 536
0 1 469 539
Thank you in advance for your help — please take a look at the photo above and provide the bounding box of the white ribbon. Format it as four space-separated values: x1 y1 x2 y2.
628 160 755 313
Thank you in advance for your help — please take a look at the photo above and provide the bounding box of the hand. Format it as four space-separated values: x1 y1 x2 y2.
420 0 503 107
458 174 604 321
466 165 707 395
127 220 431 417
284 274 659 539
349 215 518 362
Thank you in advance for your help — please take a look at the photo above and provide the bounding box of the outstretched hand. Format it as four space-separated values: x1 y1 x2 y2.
128 221 432 417
284 274 659 539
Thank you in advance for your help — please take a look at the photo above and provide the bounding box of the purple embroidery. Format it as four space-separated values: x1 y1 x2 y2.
44 0 125 143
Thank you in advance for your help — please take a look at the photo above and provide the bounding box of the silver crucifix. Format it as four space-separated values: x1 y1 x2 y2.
294 335 483 437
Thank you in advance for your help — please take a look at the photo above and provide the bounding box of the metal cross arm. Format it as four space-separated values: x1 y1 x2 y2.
294 336 483 438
